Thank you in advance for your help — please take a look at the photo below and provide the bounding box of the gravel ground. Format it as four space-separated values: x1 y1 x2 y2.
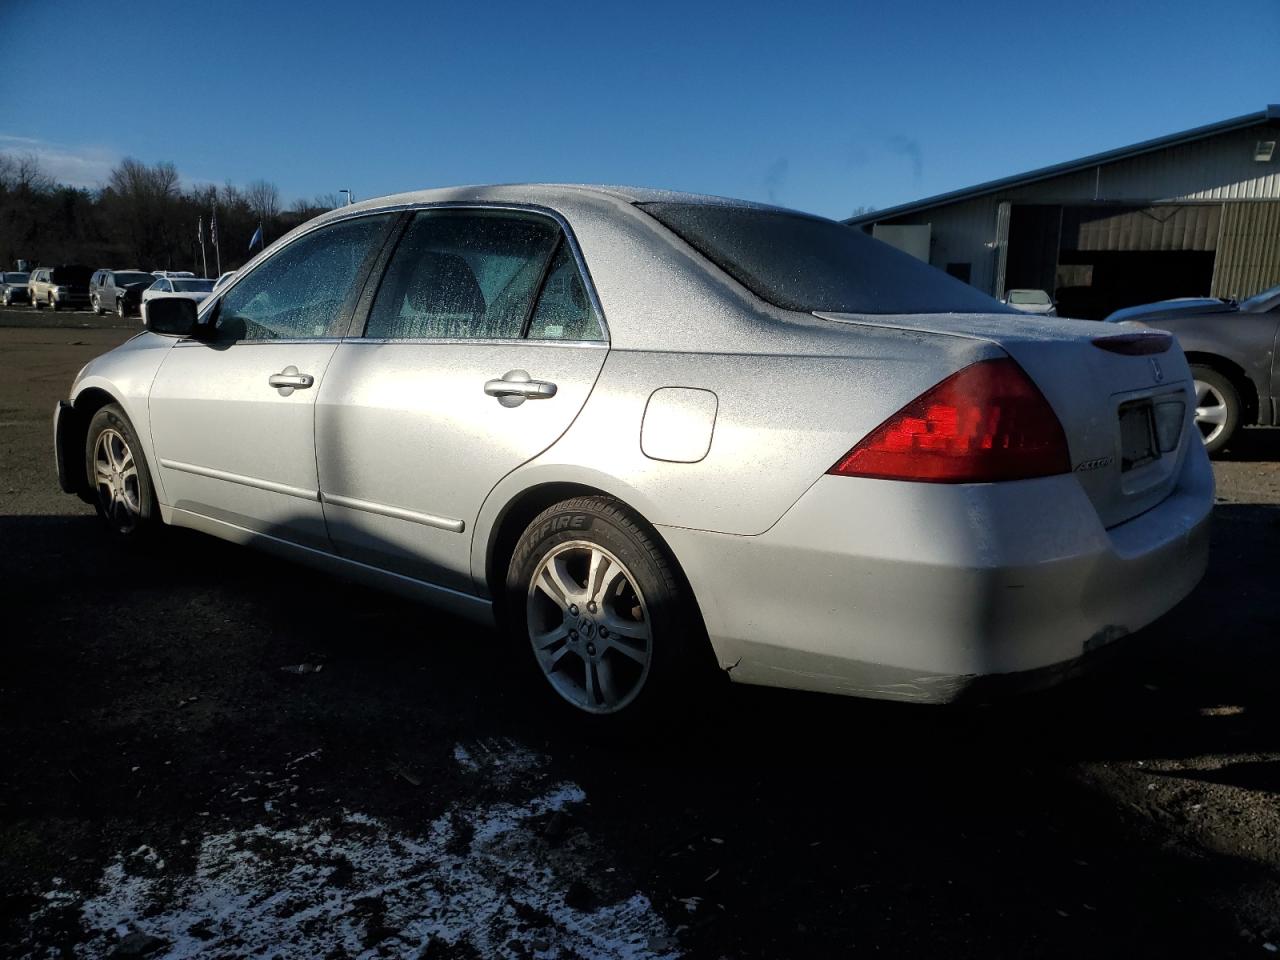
2 310 1280 958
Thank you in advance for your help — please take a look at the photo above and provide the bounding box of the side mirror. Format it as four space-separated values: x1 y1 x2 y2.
143 297 199 337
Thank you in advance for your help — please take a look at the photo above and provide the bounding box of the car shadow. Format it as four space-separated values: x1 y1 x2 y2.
2 504 1278 957
1218 425 1280 462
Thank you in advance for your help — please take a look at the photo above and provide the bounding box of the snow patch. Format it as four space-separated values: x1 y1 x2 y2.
20 740 679 960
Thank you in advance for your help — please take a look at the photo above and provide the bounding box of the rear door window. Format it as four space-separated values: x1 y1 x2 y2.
364 210 560 340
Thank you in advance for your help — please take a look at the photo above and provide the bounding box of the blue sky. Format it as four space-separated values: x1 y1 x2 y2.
1 0 1274 219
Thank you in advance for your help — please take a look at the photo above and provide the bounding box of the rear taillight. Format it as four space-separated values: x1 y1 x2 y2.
828 358 1070 483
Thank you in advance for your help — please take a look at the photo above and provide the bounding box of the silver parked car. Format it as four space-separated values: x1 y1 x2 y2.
53 185 1213 722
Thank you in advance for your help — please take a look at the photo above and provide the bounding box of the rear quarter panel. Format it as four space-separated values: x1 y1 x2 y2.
471 329 1001 586
1151 313 1278 422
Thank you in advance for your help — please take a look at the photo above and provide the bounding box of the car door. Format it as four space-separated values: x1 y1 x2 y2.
148 212 395 549
315 208 609 591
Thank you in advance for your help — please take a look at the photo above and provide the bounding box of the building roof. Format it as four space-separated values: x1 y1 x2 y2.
845 105 1280 225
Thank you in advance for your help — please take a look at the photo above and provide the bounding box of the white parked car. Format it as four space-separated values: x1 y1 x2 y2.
1002 289 1057 316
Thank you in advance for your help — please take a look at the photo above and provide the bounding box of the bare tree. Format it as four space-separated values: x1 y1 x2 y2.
244 179 281 222
0 151 54 193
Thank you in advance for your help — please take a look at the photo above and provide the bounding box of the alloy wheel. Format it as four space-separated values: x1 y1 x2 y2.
93 428 141 532
1193 379 1228 446
526 541 652 714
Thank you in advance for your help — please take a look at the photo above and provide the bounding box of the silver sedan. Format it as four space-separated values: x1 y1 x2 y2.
53 185 1213 723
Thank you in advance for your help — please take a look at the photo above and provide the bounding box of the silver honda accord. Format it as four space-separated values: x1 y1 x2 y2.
53 184 1213 721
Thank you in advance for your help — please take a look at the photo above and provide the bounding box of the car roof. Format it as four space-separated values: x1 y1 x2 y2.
333 183 798 218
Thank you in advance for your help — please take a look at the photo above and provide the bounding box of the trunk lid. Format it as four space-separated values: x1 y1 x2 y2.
815 311 1195 528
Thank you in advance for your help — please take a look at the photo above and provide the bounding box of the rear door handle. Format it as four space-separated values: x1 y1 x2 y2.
484 369 557 407
269 366 314 395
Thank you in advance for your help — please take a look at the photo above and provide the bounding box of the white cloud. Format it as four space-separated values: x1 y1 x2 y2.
0 134 121 188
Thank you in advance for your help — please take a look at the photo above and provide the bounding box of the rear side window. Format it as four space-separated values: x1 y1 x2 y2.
213 213 392 341
364 211 560 340
639 202 1011 315
526 243 602 341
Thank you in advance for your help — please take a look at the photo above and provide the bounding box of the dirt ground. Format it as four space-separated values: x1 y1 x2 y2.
2 308 1280 958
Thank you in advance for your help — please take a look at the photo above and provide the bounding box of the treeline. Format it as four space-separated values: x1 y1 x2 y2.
0 152 342 275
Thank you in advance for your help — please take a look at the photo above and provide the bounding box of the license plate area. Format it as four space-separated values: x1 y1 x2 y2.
1119 400 1160 472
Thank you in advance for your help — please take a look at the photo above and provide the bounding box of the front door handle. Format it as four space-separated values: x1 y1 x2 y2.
484 369 557 407
269 366 314 396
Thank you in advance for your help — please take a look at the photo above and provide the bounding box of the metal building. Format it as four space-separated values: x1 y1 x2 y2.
847 106 1280 319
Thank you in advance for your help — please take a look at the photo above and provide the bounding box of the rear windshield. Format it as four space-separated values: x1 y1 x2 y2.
172 279 215 292
3 273 27 283
114 272 154 286
50 266 92 286
639 202 1010 315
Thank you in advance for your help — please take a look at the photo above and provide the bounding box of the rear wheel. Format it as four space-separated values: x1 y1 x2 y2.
116 298 126 318
91 295 102 315
506 496 707 728
32 293 42 310
85 404 160 539
1190 365 1240 455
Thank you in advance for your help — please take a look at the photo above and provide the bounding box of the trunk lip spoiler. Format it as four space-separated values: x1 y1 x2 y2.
1090 332 1173 355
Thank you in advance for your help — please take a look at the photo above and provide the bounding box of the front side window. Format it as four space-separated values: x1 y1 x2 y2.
364 211 559 340
212 213 392 341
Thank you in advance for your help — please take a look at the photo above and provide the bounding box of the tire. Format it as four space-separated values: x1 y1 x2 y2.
33 293 43 310
49 296 59 312
91 295 102 315
85 403 160 540
116 298 126 318
1 291 9 306
505 495 709 729
1190 364 1240 456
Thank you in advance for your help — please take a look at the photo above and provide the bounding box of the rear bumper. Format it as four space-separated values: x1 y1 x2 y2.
661 444 1213 704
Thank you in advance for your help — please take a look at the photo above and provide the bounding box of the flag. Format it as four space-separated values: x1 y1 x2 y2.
210 210 218 248
249 224 263 252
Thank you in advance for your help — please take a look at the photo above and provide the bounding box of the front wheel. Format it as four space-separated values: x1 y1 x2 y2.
116 298 127 318
1190 365 1240 456
85 404 160 539
49 296 59 312
506 496 708 726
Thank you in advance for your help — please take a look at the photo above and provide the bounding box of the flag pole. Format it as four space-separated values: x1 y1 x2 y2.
198 216 208 278
213 206 222 277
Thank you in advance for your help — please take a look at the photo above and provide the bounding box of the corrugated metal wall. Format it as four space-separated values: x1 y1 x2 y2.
1211 201 1280 298
1066 205 1221 251
873 121 1280 297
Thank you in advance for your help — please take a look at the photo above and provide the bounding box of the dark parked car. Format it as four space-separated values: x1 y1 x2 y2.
90 269 156 318
1107 284 1280 454
0 271 29 305
29 265 93 311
